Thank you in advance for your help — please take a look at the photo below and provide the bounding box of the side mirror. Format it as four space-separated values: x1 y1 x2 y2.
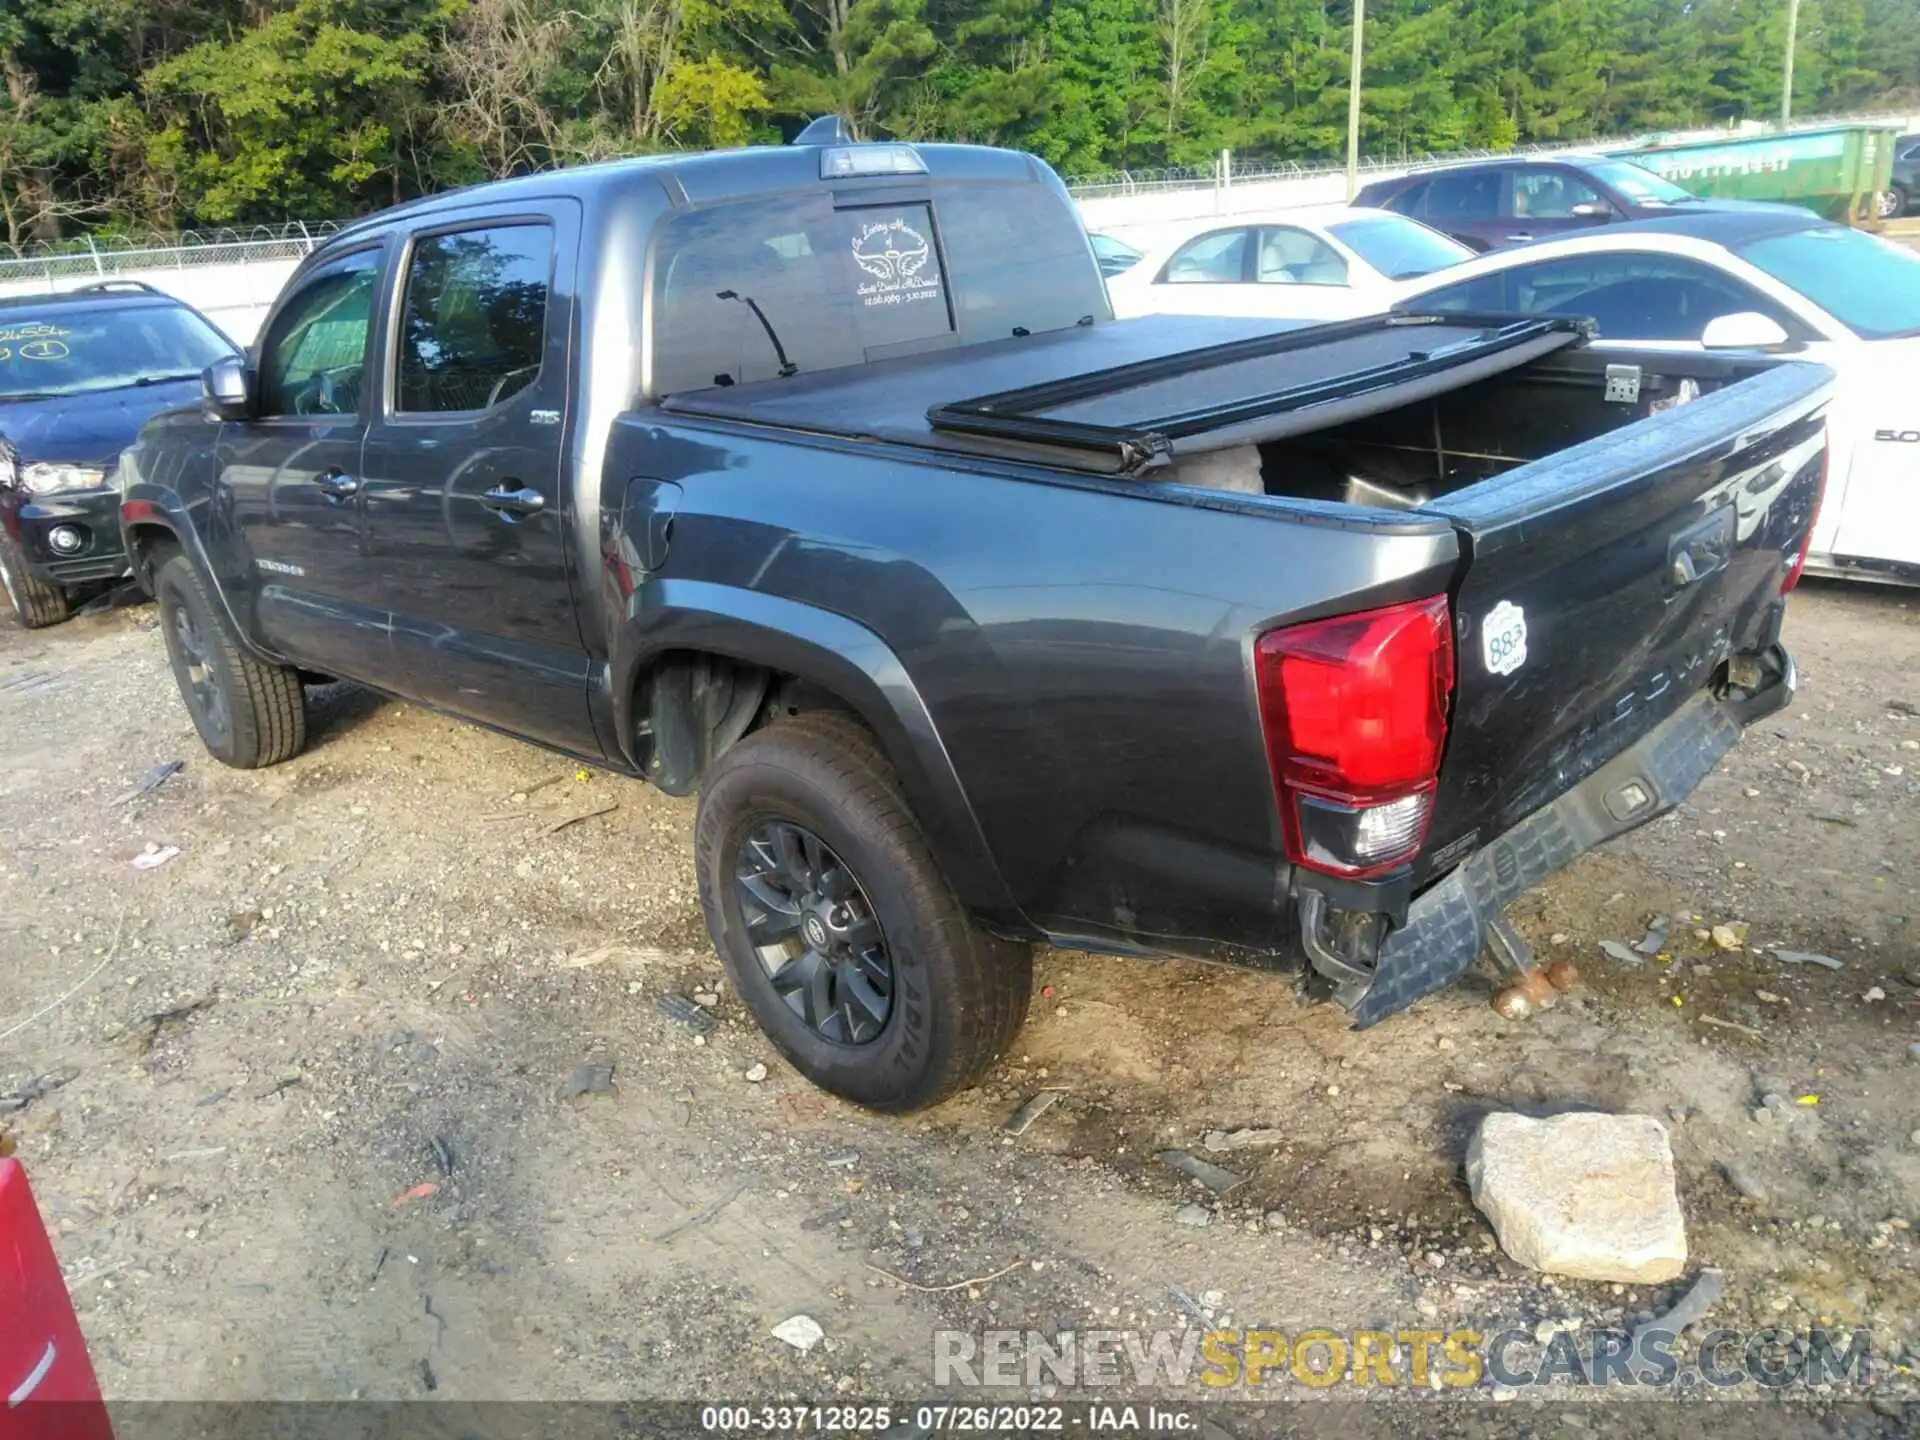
1570 200 1612 221
1701 311 1792 351
202 355 253 420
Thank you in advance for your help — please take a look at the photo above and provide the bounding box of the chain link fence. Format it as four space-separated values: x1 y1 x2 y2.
1063 146 1557 201
1063 110 1920 202
0 222 341 286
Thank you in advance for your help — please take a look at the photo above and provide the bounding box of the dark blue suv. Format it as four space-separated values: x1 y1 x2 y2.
0 282 237 627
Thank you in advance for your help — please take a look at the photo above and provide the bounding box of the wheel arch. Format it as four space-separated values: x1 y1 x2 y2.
123 516 181 590
121 492 282 665
613 582 1023 925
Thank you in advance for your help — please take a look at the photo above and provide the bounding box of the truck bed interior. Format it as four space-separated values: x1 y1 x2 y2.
1247 351 1764 509
662 310 1778 503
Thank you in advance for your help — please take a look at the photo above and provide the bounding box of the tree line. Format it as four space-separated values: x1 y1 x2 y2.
3 0 1916 247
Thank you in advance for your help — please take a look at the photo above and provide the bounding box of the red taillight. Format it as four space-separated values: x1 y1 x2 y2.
1255 595 1454 878
1782 436 1829 594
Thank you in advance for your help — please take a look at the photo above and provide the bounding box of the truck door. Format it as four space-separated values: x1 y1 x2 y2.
220 245 398 685
357 202 600 757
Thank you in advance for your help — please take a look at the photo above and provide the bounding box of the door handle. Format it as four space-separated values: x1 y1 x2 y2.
480 484 546 519
1504 233 1534 243
315 468 359 501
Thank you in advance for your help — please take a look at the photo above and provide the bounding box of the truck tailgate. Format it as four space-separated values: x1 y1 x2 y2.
1415 360 1832 884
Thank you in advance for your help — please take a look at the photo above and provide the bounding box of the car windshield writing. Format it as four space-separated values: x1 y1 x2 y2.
1585 160 1696 204
1328 217 1472 279
0 305 232 401
1737 225 1920 339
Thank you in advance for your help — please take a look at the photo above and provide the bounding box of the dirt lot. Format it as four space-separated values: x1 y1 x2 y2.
0 580 1915 1429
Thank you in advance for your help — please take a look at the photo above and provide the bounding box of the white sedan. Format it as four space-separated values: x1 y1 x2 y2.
1395 211 1920 583
1103 205 1473 323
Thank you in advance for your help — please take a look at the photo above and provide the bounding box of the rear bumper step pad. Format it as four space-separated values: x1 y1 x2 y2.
1346 649 1794 1027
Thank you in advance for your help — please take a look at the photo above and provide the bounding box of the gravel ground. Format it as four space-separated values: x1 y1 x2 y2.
0 579 1915 1433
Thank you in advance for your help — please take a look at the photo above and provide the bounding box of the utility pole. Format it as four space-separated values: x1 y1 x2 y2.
1781 0 1800 125
1346 0 1366 198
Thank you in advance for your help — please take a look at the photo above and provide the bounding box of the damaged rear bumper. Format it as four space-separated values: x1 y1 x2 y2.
1330 645 1796 1027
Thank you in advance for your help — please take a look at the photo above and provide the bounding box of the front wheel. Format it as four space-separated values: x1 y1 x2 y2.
695 713 1032 1112
0 530 73 628
1878 185 1908 220
153 553 307 768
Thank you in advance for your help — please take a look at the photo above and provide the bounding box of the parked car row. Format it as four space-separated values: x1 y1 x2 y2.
1102 203 1473 322
1091 151 1920 584
1354 153 1802 250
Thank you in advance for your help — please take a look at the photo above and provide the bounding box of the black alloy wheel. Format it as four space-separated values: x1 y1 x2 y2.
694 710 1033 1111
169 597 232 746
734 819 894 1045
151 552 306 769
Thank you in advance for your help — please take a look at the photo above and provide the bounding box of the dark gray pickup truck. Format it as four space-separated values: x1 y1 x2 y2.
117 127 1831 1111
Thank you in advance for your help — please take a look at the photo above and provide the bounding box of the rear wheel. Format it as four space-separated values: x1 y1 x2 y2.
0 531 73 629
1878 185 1908 220
695 713 1032 1112
154 553 306 768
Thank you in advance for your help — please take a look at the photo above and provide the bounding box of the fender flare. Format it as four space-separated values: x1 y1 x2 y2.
120 487 284 666
612 579 1024 925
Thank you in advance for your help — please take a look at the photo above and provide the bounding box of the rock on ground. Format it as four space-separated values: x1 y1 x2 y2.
771 1315 825 1353
1465 1111 1687 1283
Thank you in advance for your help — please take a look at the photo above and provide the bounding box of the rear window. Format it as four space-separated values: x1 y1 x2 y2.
1328 215 1472 279
651 183 1102 395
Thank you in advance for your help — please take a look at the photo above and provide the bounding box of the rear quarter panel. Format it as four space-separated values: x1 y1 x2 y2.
599 417 1461 957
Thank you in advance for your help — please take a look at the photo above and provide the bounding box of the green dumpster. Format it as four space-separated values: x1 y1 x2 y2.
1609 124 1901 223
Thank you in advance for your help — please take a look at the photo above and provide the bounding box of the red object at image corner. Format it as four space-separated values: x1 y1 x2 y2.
0 1160 114 1440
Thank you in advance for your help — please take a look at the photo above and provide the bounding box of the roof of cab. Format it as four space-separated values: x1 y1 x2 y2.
1362 153 1617 187
328 141 1048 244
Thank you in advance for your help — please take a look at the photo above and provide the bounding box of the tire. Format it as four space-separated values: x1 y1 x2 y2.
153 553 306 769
0 530 73 628
695 712 1032 1112
1879 185 1908 220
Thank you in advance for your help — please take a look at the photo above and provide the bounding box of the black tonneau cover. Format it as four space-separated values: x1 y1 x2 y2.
660 312 1588 474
